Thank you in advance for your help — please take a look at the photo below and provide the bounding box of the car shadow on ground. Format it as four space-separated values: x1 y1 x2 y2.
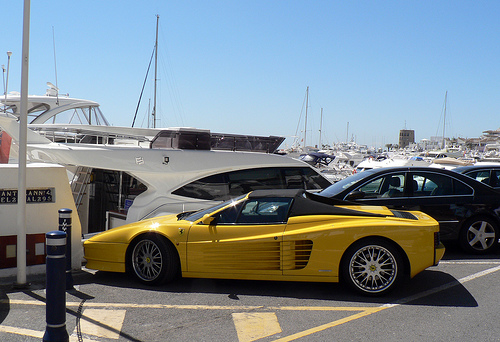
75 265 477 309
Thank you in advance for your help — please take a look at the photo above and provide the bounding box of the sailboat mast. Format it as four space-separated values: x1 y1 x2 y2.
304 86 308 149
442 90 447 149
319 107 323 148
346 122 349 144
153 14 159 128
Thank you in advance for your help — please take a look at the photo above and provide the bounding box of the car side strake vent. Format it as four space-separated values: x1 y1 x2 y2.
390 210 418 220
282 240 313 270
201 241 282 270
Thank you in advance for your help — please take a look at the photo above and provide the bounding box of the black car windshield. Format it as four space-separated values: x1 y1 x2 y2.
182 195 247 222
318 170 376 197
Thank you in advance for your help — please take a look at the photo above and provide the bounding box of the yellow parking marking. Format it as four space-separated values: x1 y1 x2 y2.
2 264 500 341
271 307 387 342
3 300 265 310
74 308 126 339
0 325 43 338
233 312 281 342
0 325 95 342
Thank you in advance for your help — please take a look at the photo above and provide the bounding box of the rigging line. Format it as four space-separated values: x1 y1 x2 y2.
52 26 59 106
294 89 308 145
158 50 184 127
435 91 447 139
158 22 186 126
131 46 156 127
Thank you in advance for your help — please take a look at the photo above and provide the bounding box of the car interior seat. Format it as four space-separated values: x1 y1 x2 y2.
382 177 402 197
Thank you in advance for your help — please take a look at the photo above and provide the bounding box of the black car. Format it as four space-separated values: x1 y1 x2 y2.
453 163 500 189
317 166 500 254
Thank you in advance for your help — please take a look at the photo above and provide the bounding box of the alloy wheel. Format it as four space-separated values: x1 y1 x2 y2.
132 239 163 282
348 244 398 294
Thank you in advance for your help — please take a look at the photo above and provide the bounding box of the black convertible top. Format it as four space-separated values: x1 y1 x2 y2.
249 189 386 218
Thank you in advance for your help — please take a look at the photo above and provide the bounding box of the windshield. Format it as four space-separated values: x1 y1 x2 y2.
181 195 247 222
299 155 316 162
317 170 374 197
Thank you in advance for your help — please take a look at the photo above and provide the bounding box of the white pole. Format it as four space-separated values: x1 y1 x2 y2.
304 86 308 149
318 107 323 148
153 14 159 128
5 51 12 109
16 0 30 287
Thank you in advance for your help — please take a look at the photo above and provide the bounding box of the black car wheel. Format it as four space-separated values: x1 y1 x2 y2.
459 216 499 254
130 235 179 285
342 239 403 296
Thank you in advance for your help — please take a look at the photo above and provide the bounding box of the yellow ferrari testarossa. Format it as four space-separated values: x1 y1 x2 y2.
84 189 445 295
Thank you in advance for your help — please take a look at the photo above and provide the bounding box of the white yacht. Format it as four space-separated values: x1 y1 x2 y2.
354 153 431 173
1 87 332 235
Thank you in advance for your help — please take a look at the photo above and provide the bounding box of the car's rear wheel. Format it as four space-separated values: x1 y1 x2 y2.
130 235 179 285
459 216 499 254
342 239 403 296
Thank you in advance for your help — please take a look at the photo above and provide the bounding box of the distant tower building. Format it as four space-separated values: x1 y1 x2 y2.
399 129 415 148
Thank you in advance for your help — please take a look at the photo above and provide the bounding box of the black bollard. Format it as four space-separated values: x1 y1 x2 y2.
58 208 74 290
43 230 69 342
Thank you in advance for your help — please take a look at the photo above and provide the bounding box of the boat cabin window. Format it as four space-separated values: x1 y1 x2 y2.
172 167 331 201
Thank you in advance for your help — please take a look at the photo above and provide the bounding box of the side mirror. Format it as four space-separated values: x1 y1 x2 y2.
201 214 215 225
346 190 365 200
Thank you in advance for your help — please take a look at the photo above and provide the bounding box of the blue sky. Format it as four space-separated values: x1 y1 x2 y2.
3 1 500 149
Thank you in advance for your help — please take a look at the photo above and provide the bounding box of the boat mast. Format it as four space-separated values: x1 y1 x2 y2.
346 121 349 144
304 86 308 149
153 14 159 128
318 107 323 148
442 91 447 149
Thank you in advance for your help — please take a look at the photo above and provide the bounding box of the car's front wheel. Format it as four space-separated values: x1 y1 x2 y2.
341 239 403 296
129 235 179 285
459 216 499 254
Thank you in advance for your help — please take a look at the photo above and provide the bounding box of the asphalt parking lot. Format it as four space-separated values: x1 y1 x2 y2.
1 244 500 342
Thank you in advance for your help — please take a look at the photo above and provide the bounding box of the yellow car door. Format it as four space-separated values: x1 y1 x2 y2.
186 198 291 276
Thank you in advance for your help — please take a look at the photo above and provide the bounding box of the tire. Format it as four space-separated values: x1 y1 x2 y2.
129 235 179 285
341 239 403 296
459 216 499 254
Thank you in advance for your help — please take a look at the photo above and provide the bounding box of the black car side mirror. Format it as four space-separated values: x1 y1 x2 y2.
346 191 365 200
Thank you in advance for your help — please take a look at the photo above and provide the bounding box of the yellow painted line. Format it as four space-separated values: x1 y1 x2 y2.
270 264 500 341
5 299 377 312
271 307 388 342
75 308 126 339
268 306 371 311
0 325 96 342
3 300 265 310
3 264 500 341
0 325 43 338
233 312 281 342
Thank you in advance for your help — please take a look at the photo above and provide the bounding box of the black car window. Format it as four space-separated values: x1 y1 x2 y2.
353 173 405 199
454 180 473 195
172 173 228 200
216 201 244 224
492 170 500 187
412 174 438 195
216 198 292 225
173 167 330 201
228 168 284 196
184 195 246 222
411 172 473 197
465 170 490 184
238 198 291 224
299 167 332 189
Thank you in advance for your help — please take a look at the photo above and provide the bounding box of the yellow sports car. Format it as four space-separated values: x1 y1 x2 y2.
84 189 445 295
